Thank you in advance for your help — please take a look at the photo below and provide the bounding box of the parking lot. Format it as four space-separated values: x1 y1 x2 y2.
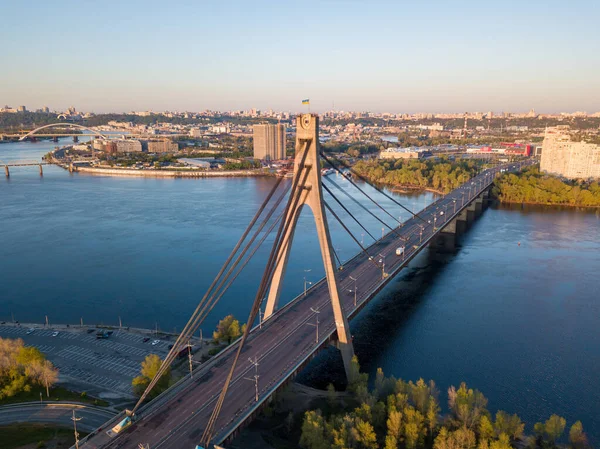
0 324 173 399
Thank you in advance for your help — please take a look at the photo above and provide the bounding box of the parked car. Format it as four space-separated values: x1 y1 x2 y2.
26 328 35 335
52 331 59 337
143 337 150 343
151 340 160 346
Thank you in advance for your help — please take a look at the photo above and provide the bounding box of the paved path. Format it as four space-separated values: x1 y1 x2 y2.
0 403 116 432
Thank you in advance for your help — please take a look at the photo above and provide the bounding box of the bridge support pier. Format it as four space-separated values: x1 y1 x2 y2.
4 165 8 177
39 164 43 176
434 216 458 251
455 210 468 234
264 114 355 382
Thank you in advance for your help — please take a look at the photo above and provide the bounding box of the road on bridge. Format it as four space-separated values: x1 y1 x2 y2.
81 161 531 449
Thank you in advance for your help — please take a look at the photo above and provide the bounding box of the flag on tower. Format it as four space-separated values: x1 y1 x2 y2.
301 99 310 105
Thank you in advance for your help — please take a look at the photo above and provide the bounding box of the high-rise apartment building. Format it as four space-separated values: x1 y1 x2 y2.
541 127 600 179
253 124 286 160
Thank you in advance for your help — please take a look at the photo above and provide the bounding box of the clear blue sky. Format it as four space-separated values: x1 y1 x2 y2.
1 0 598 113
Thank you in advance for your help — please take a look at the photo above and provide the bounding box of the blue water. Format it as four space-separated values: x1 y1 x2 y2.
1 140 599 442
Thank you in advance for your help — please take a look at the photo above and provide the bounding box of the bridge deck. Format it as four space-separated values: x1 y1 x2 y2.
80 161 530 449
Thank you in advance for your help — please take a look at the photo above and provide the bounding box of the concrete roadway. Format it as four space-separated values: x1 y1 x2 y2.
0 403 116 432
81 160 531 449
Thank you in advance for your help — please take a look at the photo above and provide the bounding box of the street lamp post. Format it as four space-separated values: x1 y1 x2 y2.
245 357 260 402
72 410 82 449
303 269 312 297
378 253 386 279
306 307 320 343
349 276 357 307
419 225 424 243
381 227 385 239
453 199 457 214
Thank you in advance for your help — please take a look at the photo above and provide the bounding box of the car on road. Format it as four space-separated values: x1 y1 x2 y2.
51 331 59 337
143 337 150 343
151 339 160 346
26 328 35 335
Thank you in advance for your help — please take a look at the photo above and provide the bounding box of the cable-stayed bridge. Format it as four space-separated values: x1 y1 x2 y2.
78 114 532 449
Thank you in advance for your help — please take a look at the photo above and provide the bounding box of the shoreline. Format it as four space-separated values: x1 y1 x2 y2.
57 164 270 179
496 198 600 209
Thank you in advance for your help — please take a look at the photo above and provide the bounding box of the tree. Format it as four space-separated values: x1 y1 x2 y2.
348 355 369 396
354 419 378 449
212 315 243 344
327 383 337 409
132 354 171 398
493 411 524 441
37 360 59 397
489 434 512 449
300 410 329 449
448 383 488 429
544 415 566 447
569 421 589 449
479 415 494 441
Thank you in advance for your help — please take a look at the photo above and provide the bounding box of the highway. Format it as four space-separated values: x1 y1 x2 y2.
80 160 531 449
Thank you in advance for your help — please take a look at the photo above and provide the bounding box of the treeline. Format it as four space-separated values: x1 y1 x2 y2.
353 159 481 193
394 133 513 148
493 168 600 207
0 338 59 399
299 358 590 449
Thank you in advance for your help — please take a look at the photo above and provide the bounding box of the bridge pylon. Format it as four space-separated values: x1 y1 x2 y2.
264 113 355 380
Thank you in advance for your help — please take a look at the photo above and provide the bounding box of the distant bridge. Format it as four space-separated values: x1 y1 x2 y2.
17 123 109 141
1 159 48 177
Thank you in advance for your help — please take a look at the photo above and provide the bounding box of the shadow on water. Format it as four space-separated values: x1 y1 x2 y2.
296 243 462 390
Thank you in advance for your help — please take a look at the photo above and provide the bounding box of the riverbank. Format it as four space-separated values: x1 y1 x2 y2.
59 164 270 179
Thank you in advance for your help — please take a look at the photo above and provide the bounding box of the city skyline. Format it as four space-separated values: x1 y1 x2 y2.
1 1 599 113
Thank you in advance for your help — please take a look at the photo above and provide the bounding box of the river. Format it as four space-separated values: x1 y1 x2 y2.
1 139 599 443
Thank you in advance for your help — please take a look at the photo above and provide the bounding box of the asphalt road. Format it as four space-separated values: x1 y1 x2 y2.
0 403 116 432
81 161 532 449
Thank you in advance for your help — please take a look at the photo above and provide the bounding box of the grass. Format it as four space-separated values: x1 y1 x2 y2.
0 424 87 449
0 386 109 407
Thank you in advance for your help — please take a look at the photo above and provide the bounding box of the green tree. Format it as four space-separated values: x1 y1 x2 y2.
489 433 512 449
538 415 566 447
493 410 524 441
300 410 329 449
327 383 337 409
568 421 589 449
479 415 495 441
212 314 243 344
348 355 369 395
132 354 171 398
354 419 378 449
448 383 489 429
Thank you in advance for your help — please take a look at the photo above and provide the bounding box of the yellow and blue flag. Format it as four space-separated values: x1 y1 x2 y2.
301 99 310 105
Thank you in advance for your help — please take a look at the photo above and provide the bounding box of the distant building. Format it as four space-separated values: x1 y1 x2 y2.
253 124 286 160
541 127 600 179
42 106 50 113
146 140 179 153
379 147 429 160
114 139 142 153
189 128 202 138
17 105 26 112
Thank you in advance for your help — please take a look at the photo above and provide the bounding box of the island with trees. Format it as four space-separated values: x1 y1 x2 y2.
351 158 483 194
492 167 600 207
